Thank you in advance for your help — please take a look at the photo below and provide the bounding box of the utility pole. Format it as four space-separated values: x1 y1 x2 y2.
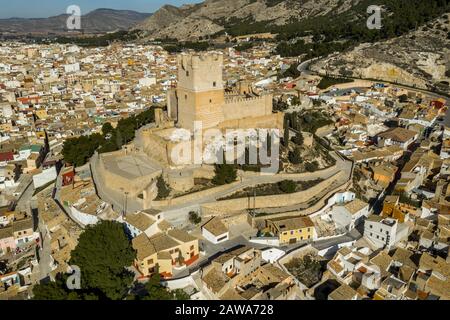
124 191 129 215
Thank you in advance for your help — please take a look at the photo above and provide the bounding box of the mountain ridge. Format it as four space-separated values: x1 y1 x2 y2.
0 8 151 34
135 0 365 40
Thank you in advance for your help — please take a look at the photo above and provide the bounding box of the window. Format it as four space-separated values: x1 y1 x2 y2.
213 81 216 87
370 225 372 228
308 228 310 232
376 235 379 239
148 259 154 264
185 94 187 100
290 231 294 235
209 99 212 103
217 235 228 242
190 245 194 250
186 71 189 77
386 230 389 234
370 233 373 237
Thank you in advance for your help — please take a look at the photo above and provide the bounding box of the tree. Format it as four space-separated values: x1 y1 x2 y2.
212 164 237 185
32 277 71 300
156 175 171 199
188 211 202 224
278 180 296 193
101 122 114 136
32 274 100 300
283 117 290 147
141 271 189 300
292 131 304 145
288 146 302 164
69 221 136 300
399 94 409 103
305 161 319 172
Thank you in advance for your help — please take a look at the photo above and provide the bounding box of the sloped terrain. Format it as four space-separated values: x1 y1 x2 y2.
310 15 450 93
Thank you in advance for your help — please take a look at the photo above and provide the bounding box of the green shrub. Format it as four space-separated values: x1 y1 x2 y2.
278 180 297 193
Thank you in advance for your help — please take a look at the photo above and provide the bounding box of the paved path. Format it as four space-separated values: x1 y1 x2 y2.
90 150 352 214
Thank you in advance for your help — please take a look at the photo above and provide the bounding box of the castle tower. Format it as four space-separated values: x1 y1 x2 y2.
176 52 225 131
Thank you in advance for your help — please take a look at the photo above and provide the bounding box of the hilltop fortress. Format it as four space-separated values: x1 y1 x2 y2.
93 52 284 211
167 52 283 131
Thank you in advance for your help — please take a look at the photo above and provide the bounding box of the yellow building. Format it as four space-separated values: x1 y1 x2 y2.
0 122 13 132
35 109 48 120
371 164 397 188
267 216 315 245
382 195 417 222
132 229 199 279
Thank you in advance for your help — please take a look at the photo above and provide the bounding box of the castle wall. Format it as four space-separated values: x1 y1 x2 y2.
167 88 178 120
177 88 225 131
140 129 170 166
218 112 284 132
97 151 161 199
223 94 273 121
200 172 344 213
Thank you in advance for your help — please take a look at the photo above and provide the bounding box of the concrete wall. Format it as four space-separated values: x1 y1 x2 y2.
317 240 356 258
249 237 280 246
201 172 343 213
161 271 200 290
70 206 99 226
33 167 57 189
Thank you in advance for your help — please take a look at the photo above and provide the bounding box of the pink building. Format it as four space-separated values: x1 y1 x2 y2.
0 226 16 256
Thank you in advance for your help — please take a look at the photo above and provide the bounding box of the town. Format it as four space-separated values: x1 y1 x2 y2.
0 33 449 300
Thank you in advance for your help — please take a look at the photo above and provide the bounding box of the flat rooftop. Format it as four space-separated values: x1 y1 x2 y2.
102 152 162 180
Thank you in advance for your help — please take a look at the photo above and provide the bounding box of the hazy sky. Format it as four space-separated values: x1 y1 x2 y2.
0 0 200 18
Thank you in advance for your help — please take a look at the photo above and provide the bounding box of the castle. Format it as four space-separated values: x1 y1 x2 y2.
167 52 284 132
93 52 284 210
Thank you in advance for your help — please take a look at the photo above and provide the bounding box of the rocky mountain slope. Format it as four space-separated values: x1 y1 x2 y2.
0 9 151 34
135 0 363 40
309 14 450 94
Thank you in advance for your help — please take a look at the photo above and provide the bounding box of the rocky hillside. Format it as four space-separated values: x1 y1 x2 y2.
309 14 450 94
135 0 363 40
0 9 151 34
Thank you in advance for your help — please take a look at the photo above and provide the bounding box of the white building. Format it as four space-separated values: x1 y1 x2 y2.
376 127 418 150
332 198 370 230
364 216 409 249
122 209 169 239
139 76 157 87
201 217 229 244
64 62 80 73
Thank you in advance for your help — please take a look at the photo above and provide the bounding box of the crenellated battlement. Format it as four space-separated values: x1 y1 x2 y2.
225 94 269 105
178 52 223 71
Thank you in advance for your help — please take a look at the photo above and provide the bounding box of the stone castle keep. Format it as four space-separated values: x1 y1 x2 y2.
94 52 284 210
168 52 283 132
